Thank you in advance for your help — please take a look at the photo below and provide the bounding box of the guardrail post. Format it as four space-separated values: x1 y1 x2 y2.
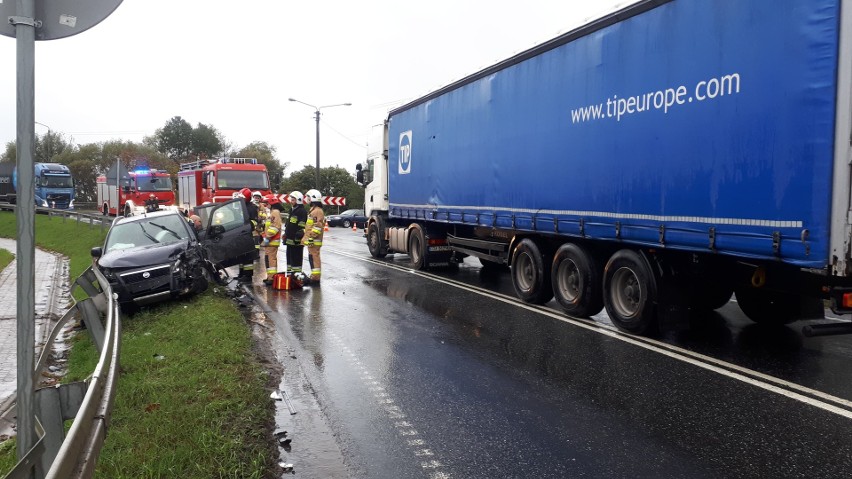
34 382 86 476
78 299 105 353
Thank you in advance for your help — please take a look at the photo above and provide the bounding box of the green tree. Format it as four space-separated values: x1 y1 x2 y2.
235 141 289 192
154 116 193 162
1 141 14 163
281 165 364 212
37 131 71 163
191 123 224 159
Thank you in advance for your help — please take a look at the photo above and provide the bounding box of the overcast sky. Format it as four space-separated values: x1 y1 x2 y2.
1 0 628 177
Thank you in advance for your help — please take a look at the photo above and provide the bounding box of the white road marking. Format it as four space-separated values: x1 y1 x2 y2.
329 247 852 420
328 330 452 477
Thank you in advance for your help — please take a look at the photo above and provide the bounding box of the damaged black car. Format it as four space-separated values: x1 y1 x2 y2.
91 199 256 312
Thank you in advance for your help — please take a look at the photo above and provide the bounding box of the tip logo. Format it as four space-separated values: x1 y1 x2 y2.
399 131 412 175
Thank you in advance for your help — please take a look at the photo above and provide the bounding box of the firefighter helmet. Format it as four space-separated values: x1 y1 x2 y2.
239 187 252 200
252 190 262 199
288 191 304 205
262 194 280 206
305 189 322 204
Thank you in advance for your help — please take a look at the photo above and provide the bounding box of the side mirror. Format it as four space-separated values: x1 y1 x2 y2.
91 247 103 258
208 224 226 238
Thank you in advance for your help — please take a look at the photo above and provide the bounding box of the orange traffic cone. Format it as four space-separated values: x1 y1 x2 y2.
323 224 329 232
352 223 357 232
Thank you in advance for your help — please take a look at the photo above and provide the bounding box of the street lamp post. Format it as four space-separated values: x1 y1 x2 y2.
35 120 50 161
288 98 352 189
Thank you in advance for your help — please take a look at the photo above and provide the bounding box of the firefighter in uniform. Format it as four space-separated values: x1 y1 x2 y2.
261 194 284 285
255 193 269 279
284 191 308 281
302 189 325 285
237 187 259 283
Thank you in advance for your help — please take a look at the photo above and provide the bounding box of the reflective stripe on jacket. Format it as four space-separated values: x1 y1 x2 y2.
264 209 283 246
303 206 325 246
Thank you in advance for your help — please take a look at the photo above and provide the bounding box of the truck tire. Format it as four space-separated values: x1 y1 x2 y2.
552 243 604 317
408 226 427 270
603 249 658 335
690 282 733 311
511 238 553 304
367 222 387 259
734 287 798 325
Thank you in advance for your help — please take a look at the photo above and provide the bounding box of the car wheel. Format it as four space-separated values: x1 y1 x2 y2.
343 219 351 228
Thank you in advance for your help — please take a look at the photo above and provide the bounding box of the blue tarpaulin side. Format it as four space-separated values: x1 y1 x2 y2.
387 0 840 268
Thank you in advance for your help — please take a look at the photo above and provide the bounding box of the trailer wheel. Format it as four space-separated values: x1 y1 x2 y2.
511 238 553 304
552 243 604 317
603 249 658 335
734 287 797 325
690 282 733 311
367 221 387 259
408 226 427 270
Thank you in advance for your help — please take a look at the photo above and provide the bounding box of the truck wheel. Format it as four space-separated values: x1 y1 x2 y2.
603 249 658 335
367 222 387 259
511 238 553 304
734 287 797 325
690 282 733 311
408 226 427 270
552 243 603 317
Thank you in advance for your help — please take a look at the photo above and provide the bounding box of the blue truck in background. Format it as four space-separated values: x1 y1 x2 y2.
357 0 852 336
0 162 75 209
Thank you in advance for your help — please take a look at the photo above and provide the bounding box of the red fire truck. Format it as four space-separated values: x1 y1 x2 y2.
97 164 176 217
177 157 272 209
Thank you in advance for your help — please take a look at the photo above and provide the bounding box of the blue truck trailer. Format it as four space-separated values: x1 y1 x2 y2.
0 162 75 209
356 0 852 336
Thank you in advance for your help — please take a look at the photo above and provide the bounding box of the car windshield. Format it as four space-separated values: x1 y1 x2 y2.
38 175 73 188
105 215 190 253
216 170 269 190
136 175 173 192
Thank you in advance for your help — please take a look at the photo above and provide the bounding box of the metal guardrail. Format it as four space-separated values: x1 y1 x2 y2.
3 266 121 478
0 203 110 233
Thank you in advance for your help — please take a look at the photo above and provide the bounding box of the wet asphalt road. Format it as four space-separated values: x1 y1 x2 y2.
251 228 852 479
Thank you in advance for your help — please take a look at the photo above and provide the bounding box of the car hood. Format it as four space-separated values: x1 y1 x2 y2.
98 240 191 269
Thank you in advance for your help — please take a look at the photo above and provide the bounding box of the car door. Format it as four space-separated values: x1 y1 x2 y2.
195 199 256 268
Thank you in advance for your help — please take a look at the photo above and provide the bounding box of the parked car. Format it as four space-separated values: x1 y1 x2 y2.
91 199 256 312
326 209 367 228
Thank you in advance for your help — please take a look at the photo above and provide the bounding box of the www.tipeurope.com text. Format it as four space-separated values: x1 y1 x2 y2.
570 73 741 124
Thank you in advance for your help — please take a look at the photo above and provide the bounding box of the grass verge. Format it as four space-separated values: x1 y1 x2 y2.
0 211 277 477
0 248 12 271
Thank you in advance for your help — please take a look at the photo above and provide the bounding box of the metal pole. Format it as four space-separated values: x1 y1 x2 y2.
314 109 321 189
14 0 37 466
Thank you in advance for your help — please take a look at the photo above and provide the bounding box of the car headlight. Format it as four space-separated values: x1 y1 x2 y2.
100 267 116 281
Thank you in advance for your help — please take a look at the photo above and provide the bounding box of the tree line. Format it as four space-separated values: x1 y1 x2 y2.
0 116 364 210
